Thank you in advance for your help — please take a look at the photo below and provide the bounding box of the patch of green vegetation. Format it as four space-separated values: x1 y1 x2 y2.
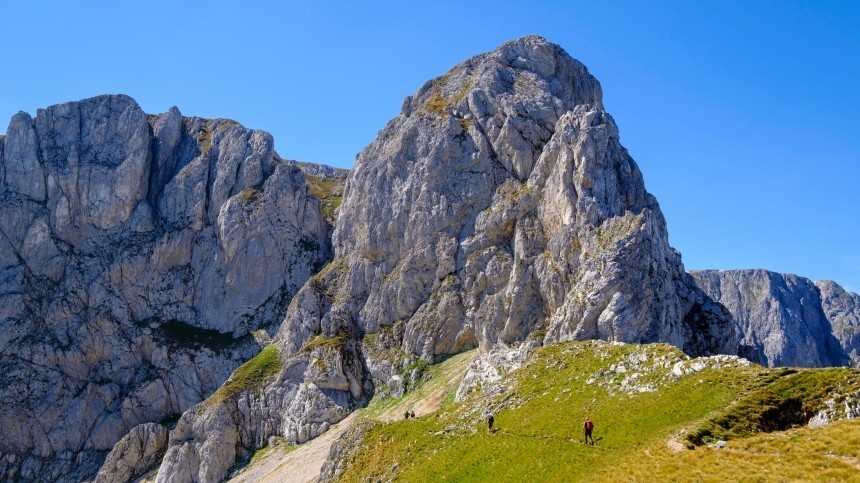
426 92 450 115
609 419 860 482
499 179 533 204
403 358 430 389
197 126 213 153
687 367 860 445
528 329 547 341
423 75 473 117
233 436 299 476
249 443 274 465
239 187 262 207
157 319 242 353
458 117 473 130
207 344 282 406
337 340 860 482
300 332 349 353
305 174 345 221
308 257 349 300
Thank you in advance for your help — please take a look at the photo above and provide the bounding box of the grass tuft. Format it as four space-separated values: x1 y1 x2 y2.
301 333 349 353
207 344 282 406
239 187 263 207
305 174 345 221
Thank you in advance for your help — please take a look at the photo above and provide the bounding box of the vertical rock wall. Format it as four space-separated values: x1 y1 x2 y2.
0 95 332 481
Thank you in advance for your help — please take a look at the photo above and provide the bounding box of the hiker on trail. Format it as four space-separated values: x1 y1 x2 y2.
411 410 416 418
488 414 495 432
584 417 595 445
404 411 410 420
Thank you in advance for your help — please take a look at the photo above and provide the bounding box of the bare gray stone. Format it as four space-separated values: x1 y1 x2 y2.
691 269 860 367
0 95 333 481
94 423 167 483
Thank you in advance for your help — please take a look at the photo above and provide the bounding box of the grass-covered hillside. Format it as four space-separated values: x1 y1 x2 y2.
326 341 860 482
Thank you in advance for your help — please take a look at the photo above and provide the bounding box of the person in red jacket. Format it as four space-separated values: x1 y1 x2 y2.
584 417 595 445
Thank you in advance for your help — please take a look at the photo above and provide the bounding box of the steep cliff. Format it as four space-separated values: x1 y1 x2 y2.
155 36 736 481
0 95 332 481
691 269 860 367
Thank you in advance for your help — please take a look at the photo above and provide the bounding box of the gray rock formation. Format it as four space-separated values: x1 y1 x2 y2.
156 35 736 481
690 269 860 367
0 95 332 481
94 423 167 483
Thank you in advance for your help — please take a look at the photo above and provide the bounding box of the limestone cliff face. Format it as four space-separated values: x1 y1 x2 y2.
286 35 735 360
155 36 737 481
690 269 860 367
0 95 332 481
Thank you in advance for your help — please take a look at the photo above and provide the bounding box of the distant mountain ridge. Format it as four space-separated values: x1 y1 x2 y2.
691 269 860 367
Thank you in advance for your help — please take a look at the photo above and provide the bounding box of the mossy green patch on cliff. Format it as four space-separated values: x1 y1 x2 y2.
301 333 349 353
154 319 247 353
197 126 213 153
239 187 263 207
334 341 860 482
499 179 534 204
207 344 282 406
425 92 450 116
422 75 473 116
305 174 344 221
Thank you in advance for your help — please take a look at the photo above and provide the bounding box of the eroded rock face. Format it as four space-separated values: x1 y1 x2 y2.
156 341 369 483
690 269 860 367
94 423 168 483
0 95 332 481
155 36 736 482
288 35 734 362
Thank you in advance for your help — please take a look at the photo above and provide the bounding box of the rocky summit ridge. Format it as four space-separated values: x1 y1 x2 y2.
0 35 858 482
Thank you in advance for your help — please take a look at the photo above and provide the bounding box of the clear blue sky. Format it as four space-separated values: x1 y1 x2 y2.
2 1 858 291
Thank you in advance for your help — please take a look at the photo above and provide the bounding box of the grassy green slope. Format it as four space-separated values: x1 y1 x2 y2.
336 341 860 482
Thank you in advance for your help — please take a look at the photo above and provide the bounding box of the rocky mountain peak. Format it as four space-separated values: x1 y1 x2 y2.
150 37 737 482
317 35 728 358
0 94 335 480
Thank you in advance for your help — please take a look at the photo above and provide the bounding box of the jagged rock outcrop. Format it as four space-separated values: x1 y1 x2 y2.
691 269 860 367
94 423 167 483
156 339 369 483
156 35 737 481
0 95 332 481
274 36 736 365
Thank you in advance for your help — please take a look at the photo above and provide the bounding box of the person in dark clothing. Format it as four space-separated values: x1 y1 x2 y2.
488 414 495 432
411 411 416 418
584 417 594 445
404 411 410 420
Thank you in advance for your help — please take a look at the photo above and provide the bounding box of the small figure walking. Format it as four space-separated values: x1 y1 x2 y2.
404 411 410 420
488 414 495 432
584 417 595 445
411 410 416 419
